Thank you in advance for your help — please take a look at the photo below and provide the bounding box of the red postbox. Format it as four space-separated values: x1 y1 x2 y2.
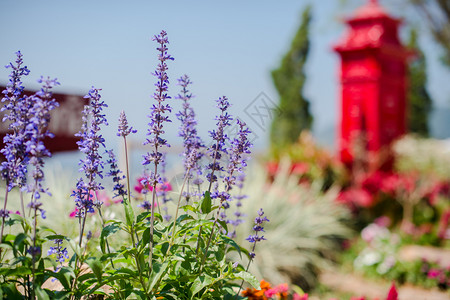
334 0 409 170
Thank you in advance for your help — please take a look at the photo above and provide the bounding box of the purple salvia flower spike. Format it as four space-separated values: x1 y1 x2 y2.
48 238 69 278
0 51 31 190
246 208 269 259
72 87 108 218
176 75 204 184
25 76 59 202
206 96 233 188
143 30 174 177
105 149 127 200
117 110 136 137
214 118 252 222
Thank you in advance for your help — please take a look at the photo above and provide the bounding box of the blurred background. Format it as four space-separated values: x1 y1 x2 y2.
2 1 450 298
2 0 450 154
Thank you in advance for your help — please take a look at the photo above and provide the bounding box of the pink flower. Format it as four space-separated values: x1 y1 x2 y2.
374 216 391 227
134 176 153 194
275 283 289 294
158 182 172 192
264 288 278 298
293 293 308 300
69 207 78 218
290 162 309 175
385 283 398 300
427 268 441 279
134 177 172 195
337 188 374 208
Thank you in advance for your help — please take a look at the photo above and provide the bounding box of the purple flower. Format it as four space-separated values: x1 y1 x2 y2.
206 96 233 187
224 119 252 188
176 75 204 179
72 179 94 217
117 110 136 137
0 209 10 219
246 208 269 259
0 51 31 190
27 246 41 258
28 201 46 219
48 238 69 279
73 87 108 216
105 149 126 199
143 30 174 182
138 200 152 211
25 76 59 200
48 239 69 266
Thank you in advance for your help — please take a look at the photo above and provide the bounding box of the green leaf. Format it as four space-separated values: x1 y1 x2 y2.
45 234 65 241
217 219 228 233
190 274 214 298
115 267 137 277
200 191 212 214
100 252 119 263
1 282 23 299
35 286 50 300
136 211 152 224
214 247 225 262
4 213 24 227
223 236 242 258
100 223 120 253
86 257 103 283
235 271 259 289
48 267 74 290
123 198 135 227
140 228 150 249
148 261 169 291
0 266 32 276
3 234 15 242
181 204 198 213
176 214 194 223
14 233 28 248
159 241 169 256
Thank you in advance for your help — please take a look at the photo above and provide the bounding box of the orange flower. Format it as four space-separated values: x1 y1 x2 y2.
241 280 272 300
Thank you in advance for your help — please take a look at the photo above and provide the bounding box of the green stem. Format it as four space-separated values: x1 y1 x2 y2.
167 167 191 252
235 243 257 299
20 191 25 219
122 137 148 295
0 186 10 258
97 207 115 269
31 207 37 300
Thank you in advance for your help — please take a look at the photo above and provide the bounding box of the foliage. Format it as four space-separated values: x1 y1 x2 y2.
232 161 353 291
0 32 264 299
268 131 348 191
270 5 313 149
407 28 433 137
240 279 399 300
345 219 450 291
410 0 450 66
336 135 450 244
393 134 450 181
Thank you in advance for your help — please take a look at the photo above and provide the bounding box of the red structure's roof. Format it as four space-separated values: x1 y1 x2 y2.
334 0 404 54
351 0 388 21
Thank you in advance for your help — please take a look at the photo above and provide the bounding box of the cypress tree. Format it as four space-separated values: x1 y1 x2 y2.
407 28 433 136
270 5 313 149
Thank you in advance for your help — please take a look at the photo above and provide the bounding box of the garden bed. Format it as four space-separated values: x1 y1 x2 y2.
320 270 450 300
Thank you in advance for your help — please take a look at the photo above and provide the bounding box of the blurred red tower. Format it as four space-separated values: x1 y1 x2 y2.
334 0 409 170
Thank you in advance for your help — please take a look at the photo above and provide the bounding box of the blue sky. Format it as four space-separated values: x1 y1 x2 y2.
1 0 449 154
